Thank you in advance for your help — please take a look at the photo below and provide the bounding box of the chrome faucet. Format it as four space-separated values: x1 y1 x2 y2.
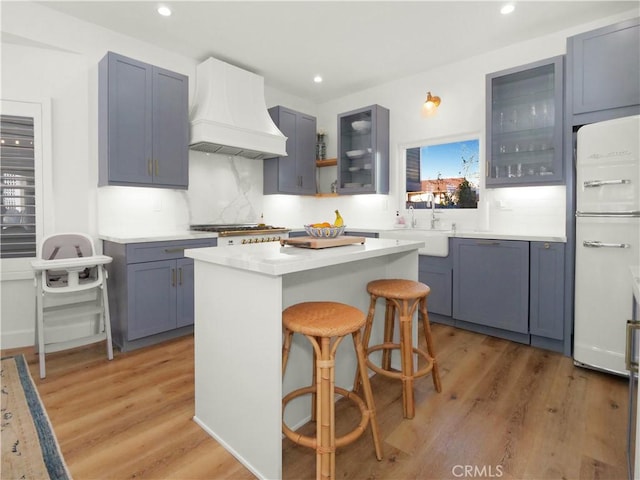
408 205 417 228
430 195 440 229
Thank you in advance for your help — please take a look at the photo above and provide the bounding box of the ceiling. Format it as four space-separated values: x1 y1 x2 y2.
39 1 639 102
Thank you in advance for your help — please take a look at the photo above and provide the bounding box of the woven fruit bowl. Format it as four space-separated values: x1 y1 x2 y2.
304 225 346 238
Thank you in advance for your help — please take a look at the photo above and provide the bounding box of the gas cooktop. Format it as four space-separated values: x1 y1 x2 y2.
190 224 290 236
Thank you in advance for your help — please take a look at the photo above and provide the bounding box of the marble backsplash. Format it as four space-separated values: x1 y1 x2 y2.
97 151 265 235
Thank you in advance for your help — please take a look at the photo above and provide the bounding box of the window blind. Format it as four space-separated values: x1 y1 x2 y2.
1 114 36 259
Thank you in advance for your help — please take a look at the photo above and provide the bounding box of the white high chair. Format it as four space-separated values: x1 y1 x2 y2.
31 233 114 378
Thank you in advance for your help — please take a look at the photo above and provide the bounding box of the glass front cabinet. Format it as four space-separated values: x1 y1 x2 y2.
337 104 389 194
486 55 564 187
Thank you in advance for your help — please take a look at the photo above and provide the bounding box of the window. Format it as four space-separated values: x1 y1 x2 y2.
1 114 36 258
405 136 480 209
0 99 50 272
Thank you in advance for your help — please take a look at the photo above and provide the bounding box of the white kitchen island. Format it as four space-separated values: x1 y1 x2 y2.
185 238 423 480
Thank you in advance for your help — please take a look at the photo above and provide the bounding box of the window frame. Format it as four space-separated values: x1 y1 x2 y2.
0 99 53 280
398 131 483 211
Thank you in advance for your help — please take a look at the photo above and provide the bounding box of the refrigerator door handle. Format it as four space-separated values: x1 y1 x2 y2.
583 240 631 248
576 211 640 217
584 179 631 188
626 320 640 373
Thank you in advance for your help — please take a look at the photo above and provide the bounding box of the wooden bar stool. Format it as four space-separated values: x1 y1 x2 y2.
282 301 383 480
356 279 442 419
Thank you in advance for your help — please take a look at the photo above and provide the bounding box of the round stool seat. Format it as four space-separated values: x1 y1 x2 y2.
366 279 430 300
283 301 365 337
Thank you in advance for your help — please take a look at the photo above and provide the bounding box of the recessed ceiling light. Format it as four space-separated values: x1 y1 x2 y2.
157 5 172 17
500 3 515 15
313 75 323 83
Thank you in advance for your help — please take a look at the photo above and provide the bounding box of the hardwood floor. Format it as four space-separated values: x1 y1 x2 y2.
3 324 628 480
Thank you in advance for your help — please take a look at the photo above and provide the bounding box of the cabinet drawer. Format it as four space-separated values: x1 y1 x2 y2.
126 238 217 264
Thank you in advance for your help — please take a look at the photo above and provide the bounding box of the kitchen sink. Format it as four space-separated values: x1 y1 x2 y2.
379 229 451 257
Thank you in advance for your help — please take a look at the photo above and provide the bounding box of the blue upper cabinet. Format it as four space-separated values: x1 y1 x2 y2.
568 17 640 125
263 106 317 195
486 56 564 187
99 52 189 189
337 104 389 195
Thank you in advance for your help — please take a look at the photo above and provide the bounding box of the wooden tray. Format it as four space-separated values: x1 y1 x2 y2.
280 236 366 249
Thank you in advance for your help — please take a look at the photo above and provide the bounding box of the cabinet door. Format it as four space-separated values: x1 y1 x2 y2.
486 56 564 187
152 66 189 188
452 239 529 333
529 242 564 340
275 107 298 193
569 18 640 120
176 257 194 328
104 53 153 185
264 106 317 195
419 255 452 316
297 112 317 194
127 260 176 339
337 104 389 194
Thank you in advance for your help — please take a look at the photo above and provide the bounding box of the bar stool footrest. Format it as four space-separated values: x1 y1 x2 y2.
366 342 434 379
282 385 371 450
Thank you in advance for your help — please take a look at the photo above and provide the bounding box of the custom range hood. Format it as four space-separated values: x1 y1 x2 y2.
189 57 287 160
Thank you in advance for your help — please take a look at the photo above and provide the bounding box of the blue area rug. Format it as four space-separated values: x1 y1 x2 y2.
1 354 71 479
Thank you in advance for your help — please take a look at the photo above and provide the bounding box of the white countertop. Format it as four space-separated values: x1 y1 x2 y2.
631 266 640 305
99 231 218 243
99 228 564 244
185 238 424 276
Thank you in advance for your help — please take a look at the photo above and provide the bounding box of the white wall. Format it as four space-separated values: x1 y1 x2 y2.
0 2 637 347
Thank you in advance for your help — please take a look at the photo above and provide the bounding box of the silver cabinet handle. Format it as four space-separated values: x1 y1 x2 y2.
171 268 176 287
476 241 501 246
626 320 640 373
164 247 186 253
583 240 630 248
584 179 631 188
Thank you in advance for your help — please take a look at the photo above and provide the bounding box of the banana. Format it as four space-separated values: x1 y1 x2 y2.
334 210 344 227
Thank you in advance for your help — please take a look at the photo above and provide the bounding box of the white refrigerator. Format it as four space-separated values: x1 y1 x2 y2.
574 114 640 376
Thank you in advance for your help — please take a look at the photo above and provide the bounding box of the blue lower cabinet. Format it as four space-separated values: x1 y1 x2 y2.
176 258 195 328
128 259 177 339
104 238 217 351
419 254 453 318
529 242 565 349
452 238 530 340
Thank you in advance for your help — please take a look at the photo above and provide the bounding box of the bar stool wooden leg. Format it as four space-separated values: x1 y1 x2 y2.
315 336 335 480
397 298 417 419
282 328 294 375
352 330 383 460
420 297 442 393
354 294 378 393
381 300 395 370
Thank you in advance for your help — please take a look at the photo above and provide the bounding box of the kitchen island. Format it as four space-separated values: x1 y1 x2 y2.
185 238 423 480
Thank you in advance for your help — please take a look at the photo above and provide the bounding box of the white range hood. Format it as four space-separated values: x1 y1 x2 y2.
189 57 287 160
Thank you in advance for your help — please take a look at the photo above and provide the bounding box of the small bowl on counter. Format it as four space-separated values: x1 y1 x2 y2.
304 225 346 238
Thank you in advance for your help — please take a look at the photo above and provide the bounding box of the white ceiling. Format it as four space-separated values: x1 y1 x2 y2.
39 1 639 102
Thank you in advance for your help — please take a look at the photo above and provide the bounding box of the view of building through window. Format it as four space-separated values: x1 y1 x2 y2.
406 138 480 209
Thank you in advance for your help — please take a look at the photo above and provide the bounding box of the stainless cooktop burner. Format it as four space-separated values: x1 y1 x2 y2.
190 224 290 236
